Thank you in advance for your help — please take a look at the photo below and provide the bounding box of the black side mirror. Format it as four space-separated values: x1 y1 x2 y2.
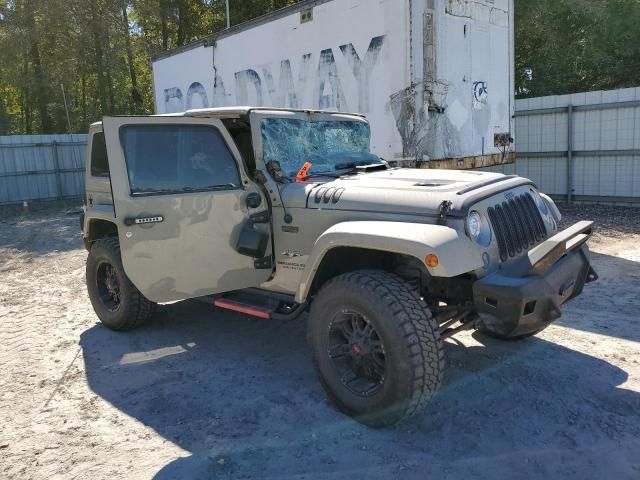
236 221 269 258
246 192 262 209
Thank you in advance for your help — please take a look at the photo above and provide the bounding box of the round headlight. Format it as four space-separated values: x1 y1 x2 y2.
467 211 482 238
466 211 492 247
531 190 549 216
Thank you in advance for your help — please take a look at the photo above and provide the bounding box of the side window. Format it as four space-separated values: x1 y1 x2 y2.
90 132 110 177
119 124 241 195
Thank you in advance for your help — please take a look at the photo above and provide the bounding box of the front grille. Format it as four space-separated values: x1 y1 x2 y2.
487 193 548 262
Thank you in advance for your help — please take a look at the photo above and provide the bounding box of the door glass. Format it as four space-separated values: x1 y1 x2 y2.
119 124 241 195
90 132 110 177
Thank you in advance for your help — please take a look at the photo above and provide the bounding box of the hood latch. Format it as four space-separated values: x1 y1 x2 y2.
437 200 452 225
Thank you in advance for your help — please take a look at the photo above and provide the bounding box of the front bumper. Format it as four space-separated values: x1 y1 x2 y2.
473 221 597 338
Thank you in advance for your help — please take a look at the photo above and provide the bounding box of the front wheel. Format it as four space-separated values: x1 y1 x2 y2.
307 270 444 427
86 237 156 331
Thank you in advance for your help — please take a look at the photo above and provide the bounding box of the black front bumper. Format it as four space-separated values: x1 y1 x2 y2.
473 221 597 338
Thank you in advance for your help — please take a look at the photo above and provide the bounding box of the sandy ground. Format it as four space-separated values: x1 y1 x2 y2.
0 205 639 480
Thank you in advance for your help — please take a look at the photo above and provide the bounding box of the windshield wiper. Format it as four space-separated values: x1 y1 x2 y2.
334 161 368 170
302 171 344 180
298 164 386 181
334 161 388 173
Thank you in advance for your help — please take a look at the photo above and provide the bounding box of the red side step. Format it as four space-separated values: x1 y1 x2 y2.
213 298 271 320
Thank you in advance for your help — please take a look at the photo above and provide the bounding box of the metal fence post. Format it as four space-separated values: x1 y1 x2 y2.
567 104 574 205
51 141 63 200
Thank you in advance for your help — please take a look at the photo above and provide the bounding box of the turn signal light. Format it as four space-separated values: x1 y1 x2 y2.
425 254 439 268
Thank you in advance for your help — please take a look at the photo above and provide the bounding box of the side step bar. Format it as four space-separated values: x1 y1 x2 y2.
213 296 308 321
213 298 271 319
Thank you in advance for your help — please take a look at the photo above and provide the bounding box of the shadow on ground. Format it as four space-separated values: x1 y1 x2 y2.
80 295 640 480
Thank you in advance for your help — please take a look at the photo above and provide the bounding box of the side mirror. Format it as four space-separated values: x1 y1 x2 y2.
236 219 269 258
245 192 262 209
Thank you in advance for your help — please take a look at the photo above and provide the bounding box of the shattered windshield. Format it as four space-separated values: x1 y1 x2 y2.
261 118 377 178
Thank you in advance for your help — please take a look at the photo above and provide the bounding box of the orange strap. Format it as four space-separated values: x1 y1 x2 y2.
295 162 312 182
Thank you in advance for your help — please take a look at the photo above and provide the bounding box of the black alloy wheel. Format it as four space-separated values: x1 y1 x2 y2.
96 261 121 313
328 310 386 397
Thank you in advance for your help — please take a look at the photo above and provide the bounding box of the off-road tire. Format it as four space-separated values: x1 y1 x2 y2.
86 237 156 331
308 270 444 427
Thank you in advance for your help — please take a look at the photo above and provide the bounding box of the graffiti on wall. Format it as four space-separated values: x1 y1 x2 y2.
473 81 488 109
162 35 386 114
389 80 462 162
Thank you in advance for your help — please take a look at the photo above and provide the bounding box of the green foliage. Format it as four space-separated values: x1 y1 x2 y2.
0 0 300 134
515 0 640 97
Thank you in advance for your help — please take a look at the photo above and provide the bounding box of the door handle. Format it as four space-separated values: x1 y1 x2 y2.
124 215 164 226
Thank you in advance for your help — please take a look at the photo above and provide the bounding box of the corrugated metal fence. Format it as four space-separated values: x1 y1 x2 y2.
0 134 87 205
482 87 640 205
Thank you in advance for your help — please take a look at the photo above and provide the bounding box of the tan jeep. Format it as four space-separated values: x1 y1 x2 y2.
82 107 597 427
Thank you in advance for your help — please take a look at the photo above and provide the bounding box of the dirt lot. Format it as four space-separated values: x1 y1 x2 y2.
1 204 639 480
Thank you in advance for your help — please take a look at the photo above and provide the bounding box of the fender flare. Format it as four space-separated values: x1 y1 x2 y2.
295 221 483 302
84 205 118 241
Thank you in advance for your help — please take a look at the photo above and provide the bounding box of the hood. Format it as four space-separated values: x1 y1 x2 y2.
280 168 533 217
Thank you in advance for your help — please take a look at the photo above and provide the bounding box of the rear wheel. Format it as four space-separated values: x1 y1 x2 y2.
308 270 444 427
86 237 156 331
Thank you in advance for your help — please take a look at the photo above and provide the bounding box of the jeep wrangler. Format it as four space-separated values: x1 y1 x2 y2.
82 108 597 427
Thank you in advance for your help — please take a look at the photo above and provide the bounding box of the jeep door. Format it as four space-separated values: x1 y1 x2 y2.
102 116 272 303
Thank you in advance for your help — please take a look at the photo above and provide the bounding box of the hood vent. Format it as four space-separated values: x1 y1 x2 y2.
415 182 447 187
313 187 346 205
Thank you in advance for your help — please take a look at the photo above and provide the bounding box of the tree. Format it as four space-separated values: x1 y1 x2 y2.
515 0 640 97
0 0 306 134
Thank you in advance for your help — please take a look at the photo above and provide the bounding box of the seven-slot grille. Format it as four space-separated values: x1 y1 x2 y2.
486 193 548 262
